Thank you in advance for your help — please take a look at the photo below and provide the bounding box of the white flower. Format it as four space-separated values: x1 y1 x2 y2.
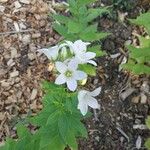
74 51 97 66
38 46 59 60
78 87 101 116
55 59 87 91
70 40 97 66
71 40 90 54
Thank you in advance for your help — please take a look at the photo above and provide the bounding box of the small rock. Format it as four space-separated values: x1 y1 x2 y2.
140 93 147 104
11 48 17 58
28 53 35 61
30 89 38 100
13 21 20 32
0 5 5 12
1 81 10 87
19 0 30 4
19 22 26 29
10 71 19 78
32 33 41 38
131 96 140 104
0 0 8 3
7 59 15 66
22 34 31 44
14 1 22 9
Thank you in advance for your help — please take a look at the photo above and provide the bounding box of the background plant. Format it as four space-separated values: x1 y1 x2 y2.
122 12 150 75
0 0 107 150
145 116 150 149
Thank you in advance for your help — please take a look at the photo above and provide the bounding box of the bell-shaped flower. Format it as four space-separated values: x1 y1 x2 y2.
78 87 101 116
38 45 59 60
55 59 87 91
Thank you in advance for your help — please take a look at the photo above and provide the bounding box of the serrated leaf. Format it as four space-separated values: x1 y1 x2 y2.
79 64 96 76
86 8 109 22
139 36 150 48
53 14 70 25
68 21 83 33
58 114 69 143
129 12 150 34
80 32 109 41
77 0 97 7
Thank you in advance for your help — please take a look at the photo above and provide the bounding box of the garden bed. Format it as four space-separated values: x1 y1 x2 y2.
0 0 150 149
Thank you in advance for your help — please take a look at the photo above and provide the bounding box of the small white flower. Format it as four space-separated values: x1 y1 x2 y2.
78 87 101 116
38 45 59 60
71 40 90 54
55 59 87 91
74 51 97 66
68 40 97 66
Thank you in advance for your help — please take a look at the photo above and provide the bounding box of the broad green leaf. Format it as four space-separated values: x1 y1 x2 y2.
79 64 96 76
68 21 83 33
88 45 106 57
58 114 69 143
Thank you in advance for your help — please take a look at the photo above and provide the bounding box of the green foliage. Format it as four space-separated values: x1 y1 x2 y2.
122 12 150 75
52 0 109 47
1 82 87 150
129 12 150 35
145 116 150 149
79 64 96 76
113 0 136 11
146 116 150 130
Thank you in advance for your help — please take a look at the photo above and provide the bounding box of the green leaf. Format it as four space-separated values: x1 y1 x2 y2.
58 114 69 144
146 116 150 129
53 14 70 25
86 8 109 22
77 0 97 7
145 138 150 150
129 12 150 34
88 45 106 57
139 36 150 48
68 21 83 33
79 64 96 76
80 32 109 41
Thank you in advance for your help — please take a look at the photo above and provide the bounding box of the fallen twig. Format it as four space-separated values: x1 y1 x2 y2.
0 29 35 36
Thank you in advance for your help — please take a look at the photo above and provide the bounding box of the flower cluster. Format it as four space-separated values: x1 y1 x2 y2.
39 40 101 115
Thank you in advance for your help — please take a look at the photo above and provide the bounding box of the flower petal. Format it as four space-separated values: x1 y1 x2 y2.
77 90 89 115
66 79 77 91
87 96 100 109
78 101 88 116
55 61 67 73
55 74 66 85
68 59 78 71
78 90 88 102
87 60 97 66
84 52 96 60
90 87 102 97
74 71 87 80
38 46 59 60
73 40 90 54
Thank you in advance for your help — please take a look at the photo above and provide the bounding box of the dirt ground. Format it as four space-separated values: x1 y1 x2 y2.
0 0 150 149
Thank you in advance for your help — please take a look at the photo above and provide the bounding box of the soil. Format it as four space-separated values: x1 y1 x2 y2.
0 0 150 150
78 1 150 149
